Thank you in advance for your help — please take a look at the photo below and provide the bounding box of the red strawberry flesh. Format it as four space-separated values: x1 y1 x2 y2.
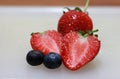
62 32 100 70
30 30 62 55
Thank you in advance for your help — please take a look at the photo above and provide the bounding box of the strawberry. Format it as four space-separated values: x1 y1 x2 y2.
30 30 62 55
58 9 93 35
58 0 93 35
61 30 100 70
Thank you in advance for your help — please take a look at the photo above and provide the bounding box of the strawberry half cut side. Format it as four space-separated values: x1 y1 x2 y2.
30 30 63 55
62 31 101 70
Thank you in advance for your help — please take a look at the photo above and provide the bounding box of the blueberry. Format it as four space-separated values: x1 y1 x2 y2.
26 50 44 66
43 52 62 69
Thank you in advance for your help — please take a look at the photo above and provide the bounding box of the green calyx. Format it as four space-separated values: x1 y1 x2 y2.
74 7 82 12
31 31 46 36
79 29 99 37
63 7 82 13
31 32 40 35
63 0 90 13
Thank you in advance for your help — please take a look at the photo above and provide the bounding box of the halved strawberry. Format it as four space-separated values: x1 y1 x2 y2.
30 30 62 55
62 30 100 70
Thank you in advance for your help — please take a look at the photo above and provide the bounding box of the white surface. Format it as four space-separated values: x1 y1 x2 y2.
0 6 120 79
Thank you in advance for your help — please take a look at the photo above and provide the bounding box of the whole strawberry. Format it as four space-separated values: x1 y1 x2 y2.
30 30 62 55
62 30 100 70
58 0 93 35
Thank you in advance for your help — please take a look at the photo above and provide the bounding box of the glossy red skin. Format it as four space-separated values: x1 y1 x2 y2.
62 32 100 70
58 10 93 35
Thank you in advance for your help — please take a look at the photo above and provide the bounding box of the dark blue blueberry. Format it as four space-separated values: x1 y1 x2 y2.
26 50 44 66
43 52 62 69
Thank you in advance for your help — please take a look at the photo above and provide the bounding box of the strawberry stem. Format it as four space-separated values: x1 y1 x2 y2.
84 0 90 12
